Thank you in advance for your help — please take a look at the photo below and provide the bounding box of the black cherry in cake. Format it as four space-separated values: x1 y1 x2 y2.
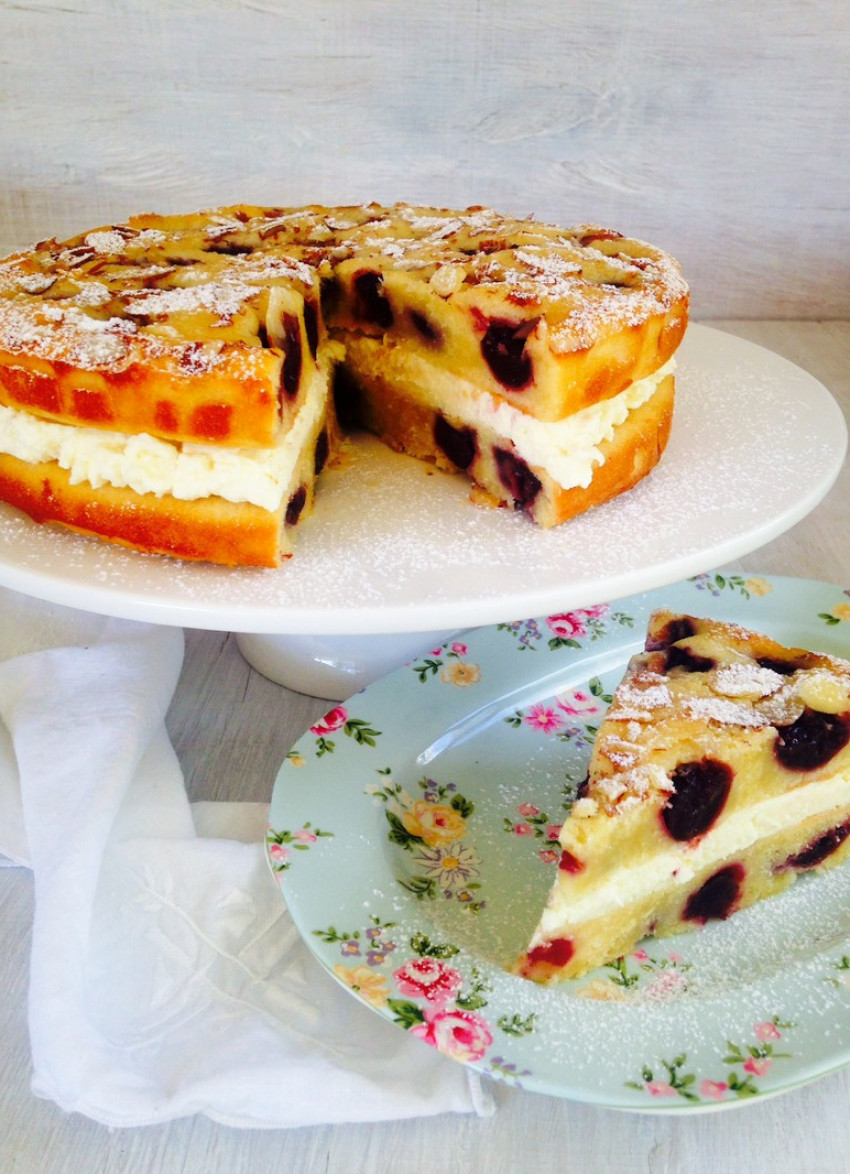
517 610 850 983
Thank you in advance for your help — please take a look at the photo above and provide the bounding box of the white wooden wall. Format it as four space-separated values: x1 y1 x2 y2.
1 0 848 319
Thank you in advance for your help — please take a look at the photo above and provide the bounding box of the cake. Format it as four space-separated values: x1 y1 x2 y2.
0 203 688 565
516 610 850 983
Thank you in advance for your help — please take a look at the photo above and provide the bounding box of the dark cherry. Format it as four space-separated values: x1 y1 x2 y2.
683 863 744 923
320 275 342 318
352 269 393 328
661 758 733 842
434 415 477 470
774 708 850 771
285 485 308 526
279 312 302 402
410 309 442 345
332 365 361 431
662 645 717 674
525 937 575 969
480 318 536 389
494 447 542 510
206 240 252 256
756 655 800 677
645 615 698 652
303 299 319 360
314 429 329 476
781 819 850 870
558 849 584 874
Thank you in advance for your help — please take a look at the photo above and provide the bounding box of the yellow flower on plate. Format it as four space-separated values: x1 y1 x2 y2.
332 964 390 1008
440 660 481 687
830 602 850 622
744 577 772 597
401 799 467 847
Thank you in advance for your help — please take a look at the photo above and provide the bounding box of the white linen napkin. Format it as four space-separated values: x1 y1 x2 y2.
0 587 493 1128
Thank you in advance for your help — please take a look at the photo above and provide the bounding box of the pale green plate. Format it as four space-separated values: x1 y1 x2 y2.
267 574 850 1112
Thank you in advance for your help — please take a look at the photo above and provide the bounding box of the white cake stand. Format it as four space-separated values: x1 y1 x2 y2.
0 326 845 699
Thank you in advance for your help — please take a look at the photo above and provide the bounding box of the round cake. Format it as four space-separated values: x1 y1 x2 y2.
0 204 688 565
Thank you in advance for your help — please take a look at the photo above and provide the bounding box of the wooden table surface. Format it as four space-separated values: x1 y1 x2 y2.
1 320 848 1173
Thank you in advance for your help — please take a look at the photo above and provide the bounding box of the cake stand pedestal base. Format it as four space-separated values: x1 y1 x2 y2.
235 628 460 700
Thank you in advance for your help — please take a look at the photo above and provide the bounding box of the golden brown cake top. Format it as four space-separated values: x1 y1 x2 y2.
578 611 850 821
0 202 688 376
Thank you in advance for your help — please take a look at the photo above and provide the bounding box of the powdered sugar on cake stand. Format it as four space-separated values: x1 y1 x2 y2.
0 326 845 698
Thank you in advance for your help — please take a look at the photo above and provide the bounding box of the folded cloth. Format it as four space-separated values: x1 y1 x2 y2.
0 588 493 1128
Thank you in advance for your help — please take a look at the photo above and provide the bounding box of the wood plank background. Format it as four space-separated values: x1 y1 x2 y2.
1 0 848 319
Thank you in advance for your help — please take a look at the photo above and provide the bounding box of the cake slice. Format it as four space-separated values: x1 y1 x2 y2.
516 611 850 983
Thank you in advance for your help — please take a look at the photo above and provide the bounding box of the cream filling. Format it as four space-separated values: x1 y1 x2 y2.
535 769 850 940
0 366 327 512
395 353 675 490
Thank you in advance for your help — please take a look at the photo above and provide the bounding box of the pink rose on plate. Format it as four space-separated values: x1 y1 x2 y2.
393 957 463 1005
645 1080 677 1098
699 1079 728 1101
412 1007 494 1063
547 605 608 641
743 1057 772 1077
310 706 348 736
753 1020 782 1042
268 843 290 866
557 688 601 717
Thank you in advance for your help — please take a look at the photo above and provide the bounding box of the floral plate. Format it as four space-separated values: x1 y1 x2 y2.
267 574 850 1112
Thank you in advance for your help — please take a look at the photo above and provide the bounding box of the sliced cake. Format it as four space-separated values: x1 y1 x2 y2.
516 610 850 984
0 203 688 565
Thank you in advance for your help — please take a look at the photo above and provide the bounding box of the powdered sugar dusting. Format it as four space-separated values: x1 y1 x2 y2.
711 662 784 698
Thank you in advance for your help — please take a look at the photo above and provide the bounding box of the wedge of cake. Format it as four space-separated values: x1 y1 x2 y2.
0 203 688 565
516 611 850 984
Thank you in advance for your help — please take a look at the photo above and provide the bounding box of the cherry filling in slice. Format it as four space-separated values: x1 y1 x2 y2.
661 645 717 674
314 428 329 476
303 298 319 360
285 485 308 526
661 758 733 842
279 312 303 402
781 818 850 870
524 937 575 969
774 708 850 771
645 616 698 651
479 317 537 389
683 863 744 923
434 414 477 470
494 447 542 510
409 309 442 346
352 269 393 328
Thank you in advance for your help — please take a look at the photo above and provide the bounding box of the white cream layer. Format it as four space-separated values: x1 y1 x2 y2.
399 353 675 490
535 769 850 940
0 366 327 512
